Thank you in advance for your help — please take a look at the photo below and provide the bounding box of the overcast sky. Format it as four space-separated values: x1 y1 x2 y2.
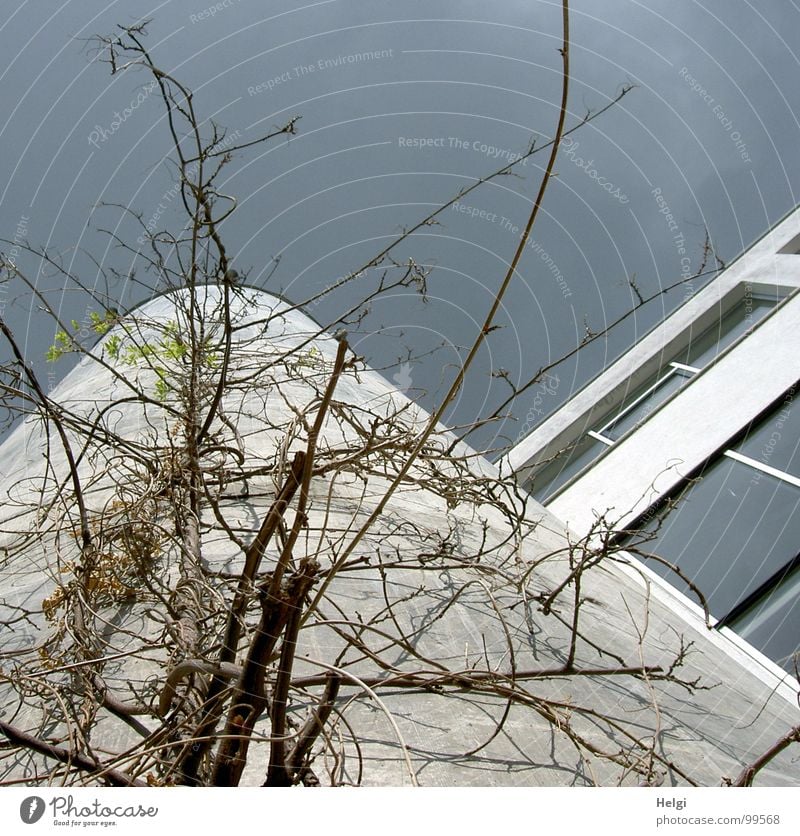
1 1 798 452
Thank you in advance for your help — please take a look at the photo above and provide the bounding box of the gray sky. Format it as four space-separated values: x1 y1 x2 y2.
1 0 798 451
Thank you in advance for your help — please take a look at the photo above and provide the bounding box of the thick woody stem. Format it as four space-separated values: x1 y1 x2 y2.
728 725 800 787
0 719 145 787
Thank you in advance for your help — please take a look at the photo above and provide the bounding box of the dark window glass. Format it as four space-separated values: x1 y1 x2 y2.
734 391 800 479
730 565 800 673
637 459 800 619
526 433 608 502
677 296 775 368
602 367 692 441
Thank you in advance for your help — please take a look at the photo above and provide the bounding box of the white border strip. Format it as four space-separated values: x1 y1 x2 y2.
614 551 800 710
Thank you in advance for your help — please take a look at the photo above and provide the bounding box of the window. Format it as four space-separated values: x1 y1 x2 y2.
527 291 778 502
588 363 695 444
630 387 800 672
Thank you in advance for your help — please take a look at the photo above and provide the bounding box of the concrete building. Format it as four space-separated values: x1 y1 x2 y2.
504 205 800 700
1 276 799 787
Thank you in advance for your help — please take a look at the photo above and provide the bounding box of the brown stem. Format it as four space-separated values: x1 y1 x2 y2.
284 672 341 782
268 336 349 598
290 663 665 690
93 676 152 738
728 724 800 787
211 558 318 786
177 451 305 784
264 579 308 786
0 719 144 787
208 339 347 784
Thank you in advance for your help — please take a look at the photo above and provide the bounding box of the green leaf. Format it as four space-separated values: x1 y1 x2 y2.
105 335 121 360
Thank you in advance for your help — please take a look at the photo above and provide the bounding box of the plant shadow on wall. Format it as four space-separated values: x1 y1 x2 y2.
0 12 798 788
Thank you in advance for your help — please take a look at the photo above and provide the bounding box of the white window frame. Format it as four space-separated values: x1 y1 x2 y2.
528 287 785 503
588 362 700 446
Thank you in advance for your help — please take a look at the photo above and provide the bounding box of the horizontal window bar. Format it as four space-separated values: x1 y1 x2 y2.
587 430 614 446
668 361 701 374
724 449 800 489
